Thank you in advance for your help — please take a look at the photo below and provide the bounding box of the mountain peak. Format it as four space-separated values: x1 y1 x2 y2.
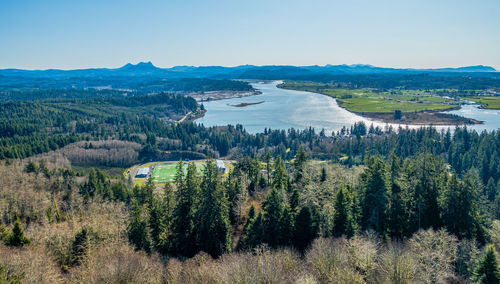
120 61 158 70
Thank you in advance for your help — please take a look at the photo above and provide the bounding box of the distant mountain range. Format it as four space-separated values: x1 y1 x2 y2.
0 62 497 79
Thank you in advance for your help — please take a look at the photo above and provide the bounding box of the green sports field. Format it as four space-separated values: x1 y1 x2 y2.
151 162 206 183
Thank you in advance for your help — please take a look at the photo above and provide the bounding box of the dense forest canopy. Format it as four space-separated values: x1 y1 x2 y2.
0 77 253 98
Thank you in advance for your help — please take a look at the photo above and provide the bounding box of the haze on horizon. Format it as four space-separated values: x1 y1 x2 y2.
1 0 499 70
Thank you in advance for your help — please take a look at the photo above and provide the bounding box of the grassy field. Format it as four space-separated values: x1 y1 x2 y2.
467 96 500 109
279 81 458 113
152 162 205 183
129 160 234 185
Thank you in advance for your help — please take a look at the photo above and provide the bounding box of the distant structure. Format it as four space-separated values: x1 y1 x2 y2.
136 167 150 178
216 160 226 174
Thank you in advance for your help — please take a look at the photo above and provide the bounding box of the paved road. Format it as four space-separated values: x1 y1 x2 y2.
178 111 192 123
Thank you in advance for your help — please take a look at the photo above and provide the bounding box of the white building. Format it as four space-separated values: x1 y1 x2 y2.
136 167 150 178
216 160 226 174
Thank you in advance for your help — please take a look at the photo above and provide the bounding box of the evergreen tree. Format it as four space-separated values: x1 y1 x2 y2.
24 161 37 173
272 157 288 192
486 178 497 202
263 152 272 184
407 153 445 231
244 205 256 233
387 153 407 239
293 146 308 183
473 245 500 284
171 162 200 257
293 206 316 252
441 171 486 241
320 167 327 182
156 182 176 254
360 156 388 235
5 217 30 247
148 196 166 251
245 212 264 248
278 205 294 246
127 201 151 253
226 172 246 225
196 159 231 258
289 188 300 215
174 159 184 188
262 188 284 248
70 228 89 266
333 187 355 238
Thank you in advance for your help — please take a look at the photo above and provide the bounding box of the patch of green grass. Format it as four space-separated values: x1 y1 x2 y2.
152 164 178 183
466 96 500 109
152 162 205 183
280 81 459 113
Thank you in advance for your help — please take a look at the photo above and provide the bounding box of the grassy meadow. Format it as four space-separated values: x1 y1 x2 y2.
467 96 500 109
280 81 458 113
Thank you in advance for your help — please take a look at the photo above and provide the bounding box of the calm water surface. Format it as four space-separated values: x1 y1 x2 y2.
196 82 500 134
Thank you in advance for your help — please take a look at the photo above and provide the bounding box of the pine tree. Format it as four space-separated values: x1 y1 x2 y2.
293 146 308 183
81 168 98 199
486 177 497 202
320 167 327 182
262 188 284 248
272 157 288 192
387 153 407 239
127 201 151 253
246 212 264 248
293 206 316 252
172 162 200 257
408 152 445 231
441 171 485 241
279 205 294 246
70 228 89 266
174 159 184 188
244 205 256 233
24 161 37 173
196 159 231 258
333 187 355 238
148 196 166 251
226 173 246 225
289 188 300 214
360 156 388 235
5 217 30 247
155 182 176 254
473 245 500 284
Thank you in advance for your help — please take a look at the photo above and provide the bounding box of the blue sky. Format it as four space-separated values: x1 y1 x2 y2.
1 0 499 70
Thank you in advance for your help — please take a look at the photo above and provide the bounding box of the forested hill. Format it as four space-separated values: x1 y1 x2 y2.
0 62 496 78
0 93 198 159
0 77 254 100
2 62 499 94
2 125 500 282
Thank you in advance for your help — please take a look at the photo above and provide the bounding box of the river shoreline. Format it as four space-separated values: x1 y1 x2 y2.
355 110 482 125
195 82 500 133
278 85 482 126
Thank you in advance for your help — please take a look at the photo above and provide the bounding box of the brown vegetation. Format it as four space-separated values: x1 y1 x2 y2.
1 159 497 283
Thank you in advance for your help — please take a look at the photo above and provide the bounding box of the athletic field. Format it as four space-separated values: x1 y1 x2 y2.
151 162 206 183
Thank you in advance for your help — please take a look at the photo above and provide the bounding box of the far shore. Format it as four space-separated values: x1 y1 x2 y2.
357 111 482 125
277 84 482 126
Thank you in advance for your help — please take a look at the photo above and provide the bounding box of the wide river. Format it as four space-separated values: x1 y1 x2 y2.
196 82 500 134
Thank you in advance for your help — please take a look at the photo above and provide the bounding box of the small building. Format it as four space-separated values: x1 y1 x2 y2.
216 160 226 174
136 167 150 178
